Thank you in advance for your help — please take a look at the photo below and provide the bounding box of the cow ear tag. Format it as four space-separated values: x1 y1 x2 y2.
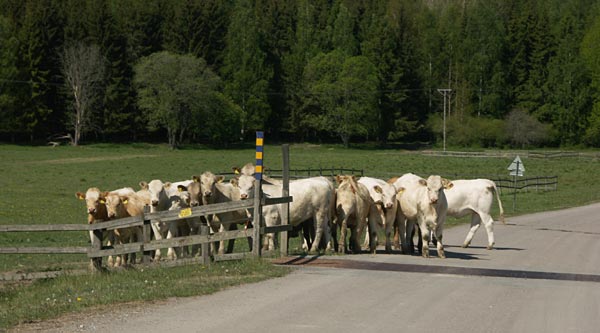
99 199 105 204
123 199 128 204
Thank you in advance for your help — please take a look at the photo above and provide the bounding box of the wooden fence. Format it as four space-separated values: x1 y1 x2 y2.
0 145 294 274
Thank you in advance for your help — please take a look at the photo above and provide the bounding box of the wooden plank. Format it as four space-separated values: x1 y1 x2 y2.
87 242 143 258
213 252 252 262
144 200 254 222
0 246 89 254
0 224 90 232
263 196 293 206
88 216 144 230
263 225 294 234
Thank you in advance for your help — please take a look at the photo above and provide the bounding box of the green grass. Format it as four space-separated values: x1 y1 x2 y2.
0 259 289 330
1 143 600 329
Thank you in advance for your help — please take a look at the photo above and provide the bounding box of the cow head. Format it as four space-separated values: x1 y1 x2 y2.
147 179 166 208
374 183 397 210
76 188 107 222
421 175 446 205
103 192 123 219
233 163 256 200
200 171 224 201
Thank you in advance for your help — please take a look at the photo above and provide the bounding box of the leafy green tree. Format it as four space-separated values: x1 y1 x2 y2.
18 1 64 142
134 51 231 149
221 0 273 140
581 9 600 146
0 16 20 141
303 50 378 147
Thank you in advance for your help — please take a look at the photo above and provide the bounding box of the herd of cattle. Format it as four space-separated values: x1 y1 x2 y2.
76 163 505 267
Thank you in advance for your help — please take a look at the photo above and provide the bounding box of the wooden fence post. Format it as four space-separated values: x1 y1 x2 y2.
90 228 103 272
142 206 152 264
280 144 290 257
201 223 210 265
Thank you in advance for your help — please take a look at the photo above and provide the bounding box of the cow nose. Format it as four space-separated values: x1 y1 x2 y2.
108 213 116 218
240 193 248 200
151 200 159 207
204 191 212 197
431 199 438 204
385 202 393 209
191 202 199 207
88 208 96 214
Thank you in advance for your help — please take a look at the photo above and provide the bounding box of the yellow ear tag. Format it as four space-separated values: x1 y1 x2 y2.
178 187 183 192
179 208 192 218
398 188 405 194
234 169 240 175
99 199 105 204
123 199 128 205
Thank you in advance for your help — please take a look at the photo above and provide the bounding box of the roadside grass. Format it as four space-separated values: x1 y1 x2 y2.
0 258 289 330
1 143 600 329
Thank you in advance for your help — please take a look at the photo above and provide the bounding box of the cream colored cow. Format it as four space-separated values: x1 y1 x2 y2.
444 179 505 249
334 175 381 254
390 173 451 258
357 176 398 253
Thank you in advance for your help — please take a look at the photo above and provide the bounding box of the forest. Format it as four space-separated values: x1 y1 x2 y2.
1 0 600 148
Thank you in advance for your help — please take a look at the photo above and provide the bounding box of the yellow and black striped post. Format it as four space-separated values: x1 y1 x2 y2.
252 131 264 256
255 131 264 181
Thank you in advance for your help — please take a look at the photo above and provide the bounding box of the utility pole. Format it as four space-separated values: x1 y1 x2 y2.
437 88 452 152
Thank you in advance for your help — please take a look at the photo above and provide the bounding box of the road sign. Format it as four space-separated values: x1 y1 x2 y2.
508 155 525 176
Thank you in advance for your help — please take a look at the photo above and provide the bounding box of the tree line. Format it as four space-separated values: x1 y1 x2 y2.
1 0 600 148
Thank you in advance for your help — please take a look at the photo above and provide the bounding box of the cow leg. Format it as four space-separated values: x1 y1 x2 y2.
339 217 348 254
462 214 482 248
419 222 430 258
435 225 445 259
309 213 326 254
150 221 164 261
481 213 495 249
405 219 417 254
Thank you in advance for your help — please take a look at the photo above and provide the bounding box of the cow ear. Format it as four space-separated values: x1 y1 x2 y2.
442 178 453 189
230 178 238 186
242 163 255 175
177 185 187 192
193 175 200 182
396 187 405 194
102 191 110 199
335 175 343 184
164 182 172 189
233 167 241 175
217 175 225 183
139 181 148 190
76 192 85 200
418 179 427 187
374 185 383 194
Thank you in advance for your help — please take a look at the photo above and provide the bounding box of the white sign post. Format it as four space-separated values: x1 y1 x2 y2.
507 156 525 211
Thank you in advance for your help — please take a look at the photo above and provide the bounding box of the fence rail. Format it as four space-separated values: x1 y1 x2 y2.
421 150 600 160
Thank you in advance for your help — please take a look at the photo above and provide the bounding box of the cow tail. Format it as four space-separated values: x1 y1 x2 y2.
491 182 505 224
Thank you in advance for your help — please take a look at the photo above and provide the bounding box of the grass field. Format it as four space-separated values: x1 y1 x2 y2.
1 143 599 329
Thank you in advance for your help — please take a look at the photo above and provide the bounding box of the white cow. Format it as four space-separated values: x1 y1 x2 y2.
103 191 146 265
444 179 505 249
76 187 135 267
198 171 250 255
143 179 192 260
390 173 451 258
357 176 398 253
234 163 335 253
334 175 382 254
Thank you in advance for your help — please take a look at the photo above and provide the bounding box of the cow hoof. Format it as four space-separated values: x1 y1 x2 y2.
486 244 494 250
462 242 470 248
